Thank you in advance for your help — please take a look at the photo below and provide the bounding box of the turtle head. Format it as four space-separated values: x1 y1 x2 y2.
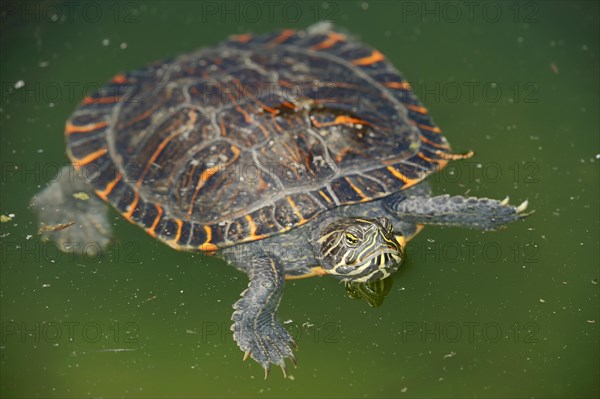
315 217 404 283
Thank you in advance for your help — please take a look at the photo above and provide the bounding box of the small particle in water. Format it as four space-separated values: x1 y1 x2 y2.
587 320 596 324
401 387 408 393
97 348 136 352
443 351 456 359
550 63 559 74
14 80 25 89
592 278 598 285
39 61 49 68
595 154 600 159
26 234 32 240
360 2 369 10
120 42 128 50
102 38 110 46
517 36 524 44
582 44 589 51
42 284 51 288
283 319 293 325
0 215 12 222
539 298 546 303
186 329 197 334
72 192 89 200
288 375 295 381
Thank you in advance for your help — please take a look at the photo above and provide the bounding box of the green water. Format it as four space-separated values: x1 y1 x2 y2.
1 1 598 397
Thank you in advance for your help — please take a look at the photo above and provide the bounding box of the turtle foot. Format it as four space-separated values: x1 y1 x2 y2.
232 310 297 378
30 166 112 252
385 192 532 231
230 252 297 378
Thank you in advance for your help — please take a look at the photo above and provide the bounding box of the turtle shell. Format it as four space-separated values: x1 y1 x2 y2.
65 24 453 252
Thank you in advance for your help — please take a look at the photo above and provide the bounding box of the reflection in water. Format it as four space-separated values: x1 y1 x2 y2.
344 273 394 308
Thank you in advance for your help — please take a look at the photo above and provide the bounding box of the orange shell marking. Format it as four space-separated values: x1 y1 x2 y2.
351 50 385 66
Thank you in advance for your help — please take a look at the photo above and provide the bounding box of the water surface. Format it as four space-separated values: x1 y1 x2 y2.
1 1 598 397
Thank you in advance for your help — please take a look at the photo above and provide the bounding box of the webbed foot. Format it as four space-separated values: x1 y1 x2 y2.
230 253 297 378
30 166 112 252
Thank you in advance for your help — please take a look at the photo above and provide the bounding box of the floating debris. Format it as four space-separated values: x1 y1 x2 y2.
0 215 12 223
550 63 559 75
72 192 90 200
443 351 456 359
37 221 75 234
97 348 136 352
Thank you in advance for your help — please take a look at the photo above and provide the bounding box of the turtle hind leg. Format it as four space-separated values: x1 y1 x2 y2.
384 192 530 231
229 251 297 378
30 166 112 252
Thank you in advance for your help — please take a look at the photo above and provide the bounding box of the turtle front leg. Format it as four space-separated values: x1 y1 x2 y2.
384 192 530 231
230 251 297 378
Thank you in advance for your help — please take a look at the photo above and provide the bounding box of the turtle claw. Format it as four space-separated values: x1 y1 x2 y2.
279 361 288 378
263 365 270 380
500 196 510 206
289 352 297 368
516 199 529 213
243 350 251 362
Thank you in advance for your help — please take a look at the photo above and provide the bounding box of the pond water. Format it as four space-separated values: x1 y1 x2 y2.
1 1 598 397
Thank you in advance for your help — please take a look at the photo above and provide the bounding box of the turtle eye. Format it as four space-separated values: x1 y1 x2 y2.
345 233 359 246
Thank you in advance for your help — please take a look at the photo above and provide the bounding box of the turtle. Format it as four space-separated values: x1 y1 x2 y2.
31 23 529 378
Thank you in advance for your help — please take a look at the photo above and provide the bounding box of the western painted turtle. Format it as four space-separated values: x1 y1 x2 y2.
32 23 529 378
